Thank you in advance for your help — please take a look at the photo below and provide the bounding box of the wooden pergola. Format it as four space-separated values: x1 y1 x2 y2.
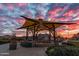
9 16 75 50
18 16 75 45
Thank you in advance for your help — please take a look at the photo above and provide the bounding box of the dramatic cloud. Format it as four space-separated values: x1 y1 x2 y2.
0 3 79 36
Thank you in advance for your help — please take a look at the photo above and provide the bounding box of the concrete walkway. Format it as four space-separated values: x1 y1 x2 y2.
0 43 47 56
0 44 9 56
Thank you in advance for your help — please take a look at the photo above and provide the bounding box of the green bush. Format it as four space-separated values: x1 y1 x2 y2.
20 42 32 47
46 46 79 56
0 41 9 45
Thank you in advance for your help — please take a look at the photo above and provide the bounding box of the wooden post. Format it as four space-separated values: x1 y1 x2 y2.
53 24 58 46
35 24 39 41
48 30 51 43
33 25 36 40
26 28 28 41
32 25 36 47
36 31 38 41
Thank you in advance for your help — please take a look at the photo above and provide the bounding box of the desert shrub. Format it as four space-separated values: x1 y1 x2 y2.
20 42 32 47
0 41 9 45
46 46 79 56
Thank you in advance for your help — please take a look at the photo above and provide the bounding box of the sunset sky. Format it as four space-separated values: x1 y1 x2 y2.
0 3 79 38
